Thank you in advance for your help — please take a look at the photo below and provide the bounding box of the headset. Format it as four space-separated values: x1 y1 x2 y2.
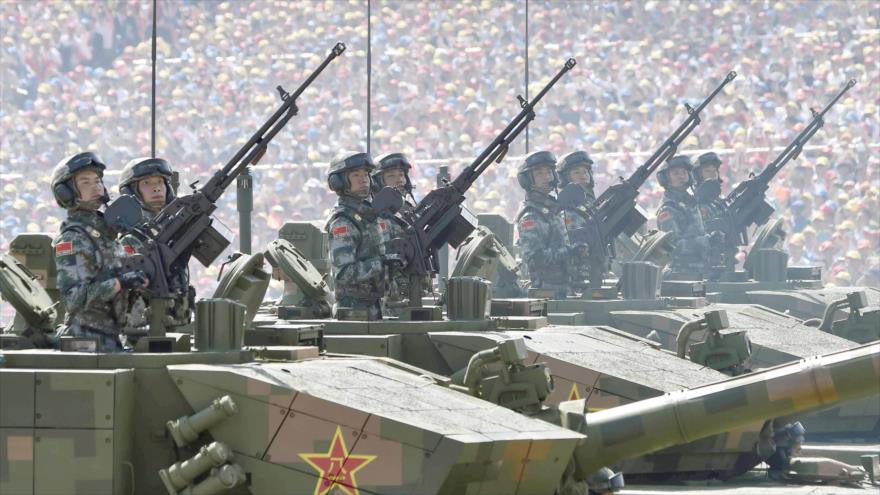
517 150 559 190
119 157 176 203
372 152 414 194
53 152 110 208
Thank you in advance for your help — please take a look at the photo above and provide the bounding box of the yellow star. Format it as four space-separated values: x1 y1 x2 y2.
300 426 376 495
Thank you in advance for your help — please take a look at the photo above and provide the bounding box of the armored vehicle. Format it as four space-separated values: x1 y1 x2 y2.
208 239 876 484
1 311 877 495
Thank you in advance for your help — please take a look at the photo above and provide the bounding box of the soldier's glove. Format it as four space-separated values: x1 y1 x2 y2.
119 270 150 290
708 230 726 247
381 253 407 269
569 243 590 258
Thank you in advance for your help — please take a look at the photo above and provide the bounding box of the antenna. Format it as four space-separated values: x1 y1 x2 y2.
151 0 158 158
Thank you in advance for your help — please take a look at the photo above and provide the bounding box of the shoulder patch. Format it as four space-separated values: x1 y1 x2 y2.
520 219 536 230
123 244 136 255
378 220 387 231
332 225 349 236
658 211 671 222
55 241 74 256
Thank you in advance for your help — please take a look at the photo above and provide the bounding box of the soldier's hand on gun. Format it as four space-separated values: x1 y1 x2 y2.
381 253 408 269
118 270 150 291
708 230 725 247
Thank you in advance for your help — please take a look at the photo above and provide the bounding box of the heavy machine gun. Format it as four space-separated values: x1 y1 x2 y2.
379 58 577 305
559 71 737 288
705 79 856 248
111 43 346 299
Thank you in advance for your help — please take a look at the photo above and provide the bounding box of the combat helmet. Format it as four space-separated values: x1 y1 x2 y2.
50 152 110 208
516 150 558 190
327 151 377 194
119 157 176 204
695 151 722 185
656 154 694 189
557 150 594 187
372 152 413 193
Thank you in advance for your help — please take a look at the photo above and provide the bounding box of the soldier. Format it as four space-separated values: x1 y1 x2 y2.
373 152 417 311
557 150 596 204
117 157 194 333
694 151 735 274
514 151 571 298
655 155 718 276
325 151 401 320
694 152 724 223
118 156 175 221
51 152 149 352
557 150 597 290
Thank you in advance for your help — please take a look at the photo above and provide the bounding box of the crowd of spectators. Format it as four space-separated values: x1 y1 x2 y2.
2 0 878 301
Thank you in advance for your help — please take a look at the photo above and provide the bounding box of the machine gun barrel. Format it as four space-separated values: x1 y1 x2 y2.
449 58 577 194
561 72 735 287
623 70 737 191
754 79 856 186
710 78 856 246
122 43 345 298
387 58 575 305
404 58 576 261
202 42 347 202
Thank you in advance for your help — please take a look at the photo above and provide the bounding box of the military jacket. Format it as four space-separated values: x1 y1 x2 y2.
561 185 597 287
54 210 127 334
119 207 194 330
698 197 735 272
516 191 570 290
379 200 416 306
697 199 725 225
326 195 386 314
657 188 709 274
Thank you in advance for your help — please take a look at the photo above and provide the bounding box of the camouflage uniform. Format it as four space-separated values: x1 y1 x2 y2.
696 195 725 225
560 188 597 290
378 200 416 311
326 195 387 320
119 216 194 332
557 151 598 290
516 190 570 298
373 153 424 313
54 210 129 351
657 188 710 275
117 157 194 333
695 153 734 274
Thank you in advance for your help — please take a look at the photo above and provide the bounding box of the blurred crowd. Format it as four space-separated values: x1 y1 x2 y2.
1 0 878 299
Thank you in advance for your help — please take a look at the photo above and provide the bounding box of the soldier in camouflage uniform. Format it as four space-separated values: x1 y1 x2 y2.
51 152 150 352
325 152 402 320
514 151 572 298
117 157 194 334
557 151 598 290
694 151 735 274
655 155 717 277
373 152 418 313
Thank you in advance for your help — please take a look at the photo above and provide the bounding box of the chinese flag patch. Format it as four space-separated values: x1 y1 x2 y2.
658 211 670 222
123 245 136 255
55 241 73 255
378 221 387 231
519 219 535 230
332 225 348 236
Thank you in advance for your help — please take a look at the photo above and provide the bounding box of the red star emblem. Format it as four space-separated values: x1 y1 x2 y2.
300 426 376 495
